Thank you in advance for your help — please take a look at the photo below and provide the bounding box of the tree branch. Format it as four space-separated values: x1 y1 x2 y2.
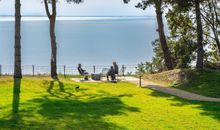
44 0 51 18
52 0 56 17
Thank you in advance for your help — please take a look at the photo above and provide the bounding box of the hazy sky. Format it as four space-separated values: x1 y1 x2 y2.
0 0 155 16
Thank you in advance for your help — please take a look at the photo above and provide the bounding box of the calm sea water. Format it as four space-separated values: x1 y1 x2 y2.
0 17 163 74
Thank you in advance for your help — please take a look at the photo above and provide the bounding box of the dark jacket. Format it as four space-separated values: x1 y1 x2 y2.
113 64 119 74
78 67 85 75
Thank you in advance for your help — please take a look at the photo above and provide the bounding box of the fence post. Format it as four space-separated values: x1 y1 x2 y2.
32 65 35 77
93 65 96 74
122 65 125 76
64 65 66 78
0 64 2 76
139 75 142 87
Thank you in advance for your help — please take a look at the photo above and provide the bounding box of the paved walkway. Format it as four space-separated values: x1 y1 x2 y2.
71 78 115 83
124 77 220 102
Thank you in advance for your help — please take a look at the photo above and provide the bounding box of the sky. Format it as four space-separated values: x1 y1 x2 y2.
0 0 155 17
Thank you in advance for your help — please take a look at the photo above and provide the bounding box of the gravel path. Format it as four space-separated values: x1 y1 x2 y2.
124 77 220 102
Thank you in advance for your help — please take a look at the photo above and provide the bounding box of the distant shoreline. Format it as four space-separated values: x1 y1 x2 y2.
0 16 155 21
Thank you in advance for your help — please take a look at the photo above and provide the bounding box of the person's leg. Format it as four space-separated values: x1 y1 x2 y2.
107 75 109 81
84 75 88 80
106 71 110 81
113 74 116 81
115 74 118 80
84 73 89 80
111 74 116 81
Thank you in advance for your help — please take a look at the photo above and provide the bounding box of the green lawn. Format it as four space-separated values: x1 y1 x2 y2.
172 69 220 98
143 69 220 98
0 76 220 129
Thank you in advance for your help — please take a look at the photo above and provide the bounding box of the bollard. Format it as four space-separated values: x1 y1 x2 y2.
64 65 66 78
93 65 96 74
139 75 142 87
32 65 35 77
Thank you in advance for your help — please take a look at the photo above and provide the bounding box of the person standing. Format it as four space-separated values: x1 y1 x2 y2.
113 62 119 75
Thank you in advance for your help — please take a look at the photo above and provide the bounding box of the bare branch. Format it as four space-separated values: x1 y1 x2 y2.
52 0 56 16
44 0 51 18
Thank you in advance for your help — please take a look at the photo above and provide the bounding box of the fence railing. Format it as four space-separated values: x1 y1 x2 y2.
0 64 138 77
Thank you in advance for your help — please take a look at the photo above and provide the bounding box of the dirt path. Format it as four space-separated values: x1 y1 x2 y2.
124 77 220 102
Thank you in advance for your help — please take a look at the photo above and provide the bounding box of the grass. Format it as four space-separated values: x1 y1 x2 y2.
0 76 220 129
143 69 220 98
172 69 220 98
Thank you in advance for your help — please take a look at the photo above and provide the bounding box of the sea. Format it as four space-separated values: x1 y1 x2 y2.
0 17 166 74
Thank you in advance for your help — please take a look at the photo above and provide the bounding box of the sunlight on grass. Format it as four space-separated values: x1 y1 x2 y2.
0 76 220 129
143 69 220 98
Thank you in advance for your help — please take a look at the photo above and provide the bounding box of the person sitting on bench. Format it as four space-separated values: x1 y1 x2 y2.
107 66 116 81
78 64 89 80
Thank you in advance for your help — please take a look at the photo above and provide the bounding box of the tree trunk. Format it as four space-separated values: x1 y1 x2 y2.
213 29 220 55
49 16 58 79
215 38 220 55
212 0 220 55
155 1 174 70
14 0 22 79
195 0 204 69
44 0 58 79
12 78 21 120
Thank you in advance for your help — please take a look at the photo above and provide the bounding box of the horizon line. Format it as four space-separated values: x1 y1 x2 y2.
0 16 155 21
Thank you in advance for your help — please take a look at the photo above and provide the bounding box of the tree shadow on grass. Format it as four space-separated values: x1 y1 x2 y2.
0 80 139 129
12 78 21 121
0 96 139 129
46 80 79 99
0 78 22 128
172 69 220 98
148 89 220 121
31 96 139 129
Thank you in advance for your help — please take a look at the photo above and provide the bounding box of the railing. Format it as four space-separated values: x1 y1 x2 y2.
0 64 138 77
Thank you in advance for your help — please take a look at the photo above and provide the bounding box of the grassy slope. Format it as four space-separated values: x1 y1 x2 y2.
143 69 220 98
0 76 220 129
173 69 220 98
